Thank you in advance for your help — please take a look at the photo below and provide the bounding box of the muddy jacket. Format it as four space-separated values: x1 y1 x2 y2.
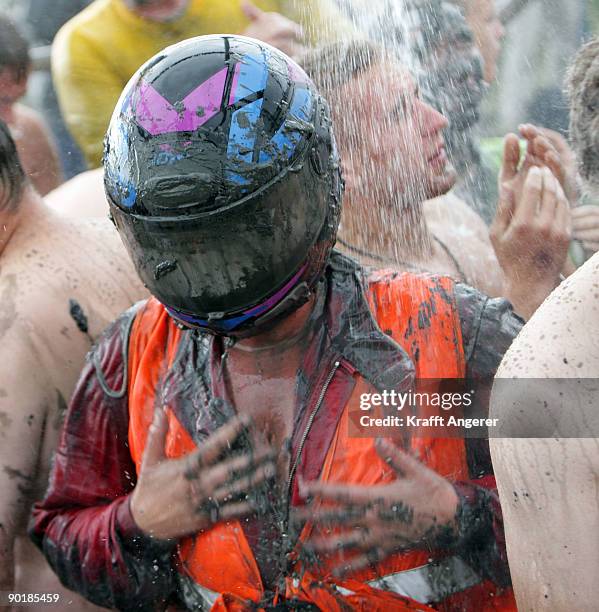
30 253 522 611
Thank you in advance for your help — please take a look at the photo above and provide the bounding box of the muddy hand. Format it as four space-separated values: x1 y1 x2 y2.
241 0 306 59
296 439 458 576
130 410 276 540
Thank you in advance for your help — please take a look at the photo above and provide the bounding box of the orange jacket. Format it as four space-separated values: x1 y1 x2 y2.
124 265 515 611
31 253 518 610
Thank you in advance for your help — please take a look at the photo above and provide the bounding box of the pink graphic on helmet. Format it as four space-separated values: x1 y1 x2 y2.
134 67 228 135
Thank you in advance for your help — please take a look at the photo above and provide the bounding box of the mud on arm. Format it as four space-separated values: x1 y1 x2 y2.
0 326 50 593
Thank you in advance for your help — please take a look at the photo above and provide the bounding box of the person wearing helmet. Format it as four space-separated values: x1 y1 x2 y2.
32 35 521 611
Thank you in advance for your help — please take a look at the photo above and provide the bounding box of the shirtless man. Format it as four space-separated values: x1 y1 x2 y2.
0 122 145 610
489 38 599 612
302 41 571 320
0 17 62 196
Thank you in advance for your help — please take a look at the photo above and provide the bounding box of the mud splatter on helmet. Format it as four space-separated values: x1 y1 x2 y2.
104 35 342 334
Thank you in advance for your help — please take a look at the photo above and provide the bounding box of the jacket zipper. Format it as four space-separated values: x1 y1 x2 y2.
286 359 341 506
278 359 348 587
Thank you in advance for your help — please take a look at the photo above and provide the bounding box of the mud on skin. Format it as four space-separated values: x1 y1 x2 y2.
68 298 89 334
53 389 68 431
3 465 34 500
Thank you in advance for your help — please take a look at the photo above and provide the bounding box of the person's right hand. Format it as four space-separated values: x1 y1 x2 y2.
130 410 275 540
490 166 571 320
241 0 306 59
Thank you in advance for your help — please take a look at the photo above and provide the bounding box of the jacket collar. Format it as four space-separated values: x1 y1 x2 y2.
325 250 415 393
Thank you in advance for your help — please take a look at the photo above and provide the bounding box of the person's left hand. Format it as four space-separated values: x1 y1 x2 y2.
241 1 306 59
295 439 458 576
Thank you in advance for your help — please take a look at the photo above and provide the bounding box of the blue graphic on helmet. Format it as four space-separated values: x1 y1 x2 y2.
225 51 314 188
229 52 269 104
260 88 313 164
226 99 265 186
225 52 270 189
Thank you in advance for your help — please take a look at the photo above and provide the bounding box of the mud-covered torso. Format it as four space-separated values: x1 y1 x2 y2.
27 250 523 610
0 210 145 611
1 214 144 465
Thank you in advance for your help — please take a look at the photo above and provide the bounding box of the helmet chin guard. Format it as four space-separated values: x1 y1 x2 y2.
104 35 342 335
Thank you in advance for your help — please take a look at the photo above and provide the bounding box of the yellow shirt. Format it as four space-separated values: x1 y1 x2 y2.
52 0 333 167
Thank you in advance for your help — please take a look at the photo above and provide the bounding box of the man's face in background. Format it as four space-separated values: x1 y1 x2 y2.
337 62 456 216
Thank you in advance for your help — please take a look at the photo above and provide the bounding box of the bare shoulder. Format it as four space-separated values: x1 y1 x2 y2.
0 244 91 377
59 217 146 333
498 253 599 379
2 212 145 350
424 191 502 296
76 217 142 282
491 255 599 439
45 168 107 218
13 105 61 195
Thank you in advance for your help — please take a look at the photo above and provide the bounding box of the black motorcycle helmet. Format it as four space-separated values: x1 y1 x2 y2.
104 35 342 334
